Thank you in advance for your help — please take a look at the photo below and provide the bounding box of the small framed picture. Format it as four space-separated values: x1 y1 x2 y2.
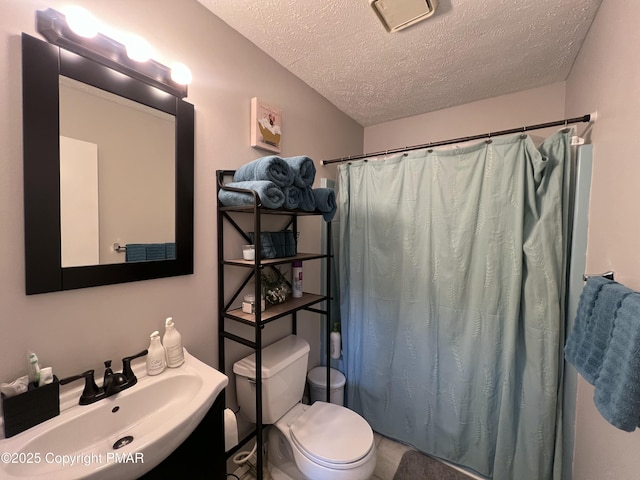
251 97 282 153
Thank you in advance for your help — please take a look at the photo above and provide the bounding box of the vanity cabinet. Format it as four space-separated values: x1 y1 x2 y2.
216 170 333 480
139 392 225 479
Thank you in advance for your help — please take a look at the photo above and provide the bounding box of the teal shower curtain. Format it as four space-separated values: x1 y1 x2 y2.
338 131 571 480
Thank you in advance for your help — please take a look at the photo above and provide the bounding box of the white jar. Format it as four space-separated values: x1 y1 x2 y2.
242 294 266 314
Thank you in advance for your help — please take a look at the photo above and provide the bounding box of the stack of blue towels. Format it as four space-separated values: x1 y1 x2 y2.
565 277 640 431
218 155 337 221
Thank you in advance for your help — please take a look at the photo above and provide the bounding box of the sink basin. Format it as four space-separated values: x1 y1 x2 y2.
0 349 228 479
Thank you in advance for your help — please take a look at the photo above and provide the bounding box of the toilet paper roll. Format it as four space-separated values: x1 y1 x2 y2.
224 408 238 452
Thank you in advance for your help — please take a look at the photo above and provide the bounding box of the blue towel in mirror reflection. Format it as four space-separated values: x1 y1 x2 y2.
125 243 176 262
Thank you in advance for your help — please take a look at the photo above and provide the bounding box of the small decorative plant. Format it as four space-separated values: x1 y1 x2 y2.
261 267 291 305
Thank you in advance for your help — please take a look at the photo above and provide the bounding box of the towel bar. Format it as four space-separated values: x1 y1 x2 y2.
113 242 127 253
583 271 615 282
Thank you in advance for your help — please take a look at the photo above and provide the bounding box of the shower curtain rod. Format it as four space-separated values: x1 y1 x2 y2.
321 113 595 165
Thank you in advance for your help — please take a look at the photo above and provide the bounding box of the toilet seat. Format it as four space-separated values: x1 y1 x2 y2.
289 402 374 469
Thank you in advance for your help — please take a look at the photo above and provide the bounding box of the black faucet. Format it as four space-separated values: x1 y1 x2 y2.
60 349 148 405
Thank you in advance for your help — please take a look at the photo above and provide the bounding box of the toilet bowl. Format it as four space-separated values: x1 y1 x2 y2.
268 402 376 480
233 335 377 480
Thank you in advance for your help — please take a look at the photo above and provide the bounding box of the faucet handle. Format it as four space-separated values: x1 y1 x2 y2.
59 370 101 405
122 349 148 382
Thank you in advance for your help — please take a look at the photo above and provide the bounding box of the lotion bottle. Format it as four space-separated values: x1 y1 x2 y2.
146 331 166 376
163 317 185 367
330 323 341 359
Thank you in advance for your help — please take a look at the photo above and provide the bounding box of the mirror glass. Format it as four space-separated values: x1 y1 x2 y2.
59 77 175 267
22 33 194 294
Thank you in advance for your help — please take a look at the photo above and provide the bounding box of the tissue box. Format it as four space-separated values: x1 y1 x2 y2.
1 378 60 438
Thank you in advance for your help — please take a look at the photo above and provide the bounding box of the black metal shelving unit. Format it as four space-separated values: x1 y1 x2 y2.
216 170 332 480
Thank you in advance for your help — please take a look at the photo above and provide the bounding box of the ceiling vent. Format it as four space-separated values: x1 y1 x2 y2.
369 0 439 33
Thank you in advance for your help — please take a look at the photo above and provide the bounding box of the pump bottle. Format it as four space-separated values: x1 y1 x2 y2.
163 317 185 367
146 331 166 376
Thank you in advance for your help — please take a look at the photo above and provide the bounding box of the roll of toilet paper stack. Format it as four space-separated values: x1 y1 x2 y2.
224 408 238 452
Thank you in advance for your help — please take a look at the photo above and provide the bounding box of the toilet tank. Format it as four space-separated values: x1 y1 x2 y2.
233 335 310 424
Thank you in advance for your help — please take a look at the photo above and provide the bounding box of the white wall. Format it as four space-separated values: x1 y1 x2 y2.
565 1 640 478
364 82 566 152
0 0 362 390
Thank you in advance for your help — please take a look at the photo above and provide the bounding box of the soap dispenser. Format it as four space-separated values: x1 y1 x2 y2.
146 331 166 376
163 317 185 368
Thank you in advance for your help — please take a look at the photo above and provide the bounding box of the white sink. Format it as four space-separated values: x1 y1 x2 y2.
0 349 228 479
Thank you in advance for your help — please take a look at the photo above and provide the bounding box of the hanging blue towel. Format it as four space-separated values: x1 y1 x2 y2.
284 156 316 187
146 243 167 261
565 278 632 384
594 293 640 431
312 187 337 222
218 180 285 209
125 244 147 263
233 156 294 187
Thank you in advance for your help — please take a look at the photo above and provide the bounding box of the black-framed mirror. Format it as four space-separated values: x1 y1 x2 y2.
22 33 194 294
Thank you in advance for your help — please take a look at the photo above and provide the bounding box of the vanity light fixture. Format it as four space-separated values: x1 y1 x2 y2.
171 62 193 86
35 7 191 98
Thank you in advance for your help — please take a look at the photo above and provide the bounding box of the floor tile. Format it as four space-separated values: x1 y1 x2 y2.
372 434 413 480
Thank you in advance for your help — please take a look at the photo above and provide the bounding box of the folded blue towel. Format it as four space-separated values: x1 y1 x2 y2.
218 181 285 209
312 187 337 222
297 186 316 212
565 279 632 384
284 156 316 187
125 244 147 263
233 156 294 187
282 185 301 210
594 293 640 431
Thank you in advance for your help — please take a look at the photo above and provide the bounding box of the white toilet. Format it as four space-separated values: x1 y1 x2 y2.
233 335 376 480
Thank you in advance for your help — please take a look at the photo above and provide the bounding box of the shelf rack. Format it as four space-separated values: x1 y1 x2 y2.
216 170 332 480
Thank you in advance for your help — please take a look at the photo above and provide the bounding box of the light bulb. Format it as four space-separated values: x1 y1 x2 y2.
171 63 192 85
125 34 153 62
63 6 99 38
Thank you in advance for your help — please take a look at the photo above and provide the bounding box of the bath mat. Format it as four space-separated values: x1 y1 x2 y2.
393 450 471 480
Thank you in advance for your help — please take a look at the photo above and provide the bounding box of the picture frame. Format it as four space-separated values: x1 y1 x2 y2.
250 97 282 153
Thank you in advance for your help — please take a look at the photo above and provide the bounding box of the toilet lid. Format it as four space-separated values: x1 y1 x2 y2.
290 402 373 465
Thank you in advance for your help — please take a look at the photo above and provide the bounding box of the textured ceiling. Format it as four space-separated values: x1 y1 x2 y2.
197 0 602 127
